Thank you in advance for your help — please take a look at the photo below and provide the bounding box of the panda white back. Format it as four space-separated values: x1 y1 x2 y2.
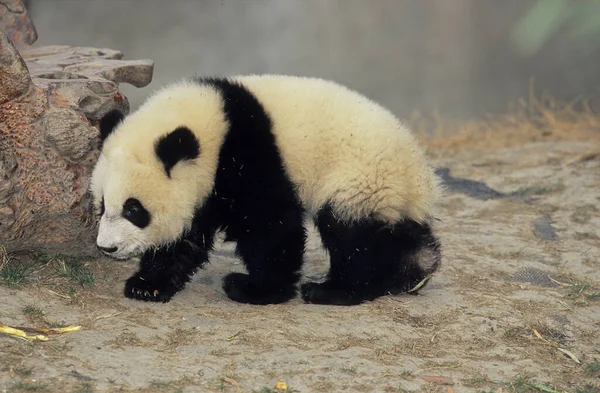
235 75 441 224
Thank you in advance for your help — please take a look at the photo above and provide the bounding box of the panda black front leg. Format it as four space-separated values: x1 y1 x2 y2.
125 241 208 302
125 269 179 303
124 253 189 303
125 221 217 303
222 212 306 305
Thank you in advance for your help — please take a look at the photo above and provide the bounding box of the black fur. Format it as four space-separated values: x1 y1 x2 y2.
122 198 151 228
124 77 440 305
203 77 306 305
125 198 218 302
300 205 440 305
99 109 124 144
125 77 306 305
155 127 201 177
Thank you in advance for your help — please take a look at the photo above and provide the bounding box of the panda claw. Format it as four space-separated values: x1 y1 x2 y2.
124 274 178 303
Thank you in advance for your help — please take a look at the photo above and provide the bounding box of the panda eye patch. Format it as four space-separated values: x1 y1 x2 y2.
122 198 151 228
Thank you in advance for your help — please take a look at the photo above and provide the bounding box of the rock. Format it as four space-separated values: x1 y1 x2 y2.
0 31 31 104
532 215 557 241
0 0 37 47
22 45 154 121
0 30 154 257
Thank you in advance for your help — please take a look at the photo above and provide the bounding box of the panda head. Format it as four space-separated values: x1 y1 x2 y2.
89 83 227 260
89 109 204 260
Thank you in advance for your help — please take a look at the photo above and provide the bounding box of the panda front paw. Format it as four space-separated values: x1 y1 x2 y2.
124 274 181 303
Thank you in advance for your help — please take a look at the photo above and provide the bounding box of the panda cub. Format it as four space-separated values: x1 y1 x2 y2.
91 74 443 306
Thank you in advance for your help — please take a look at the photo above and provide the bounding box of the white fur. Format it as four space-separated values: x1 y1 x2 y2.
96 214 145 260
235 75 442 223
90 75 442 258
90 83 229 257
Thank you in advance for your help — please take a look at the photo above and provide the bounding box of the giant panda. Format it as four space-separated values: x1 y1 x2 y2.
90 74 443 306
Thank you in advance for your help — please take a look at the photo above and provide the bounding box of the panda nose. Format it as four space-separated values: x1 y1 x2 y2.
98 245 118 253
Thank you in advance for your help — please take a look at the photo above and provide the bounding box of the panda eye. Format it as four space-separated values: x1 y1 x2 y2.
124 203 139 216
122 198 151 228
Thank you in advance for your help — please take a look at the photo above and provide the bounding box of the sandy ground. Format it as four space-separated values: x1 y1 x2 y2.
1 128 599 392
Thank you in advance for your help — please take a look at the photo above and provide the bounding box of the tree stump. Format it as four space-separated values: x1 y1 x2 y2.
0 6 154 257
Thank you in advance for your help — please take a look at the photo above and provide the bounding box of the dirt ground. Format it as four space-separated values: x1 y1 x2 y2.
1 108 600 393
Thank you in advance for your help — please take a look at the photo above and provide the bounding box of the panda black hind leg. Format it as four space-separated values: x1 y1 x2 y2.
300 204 441 306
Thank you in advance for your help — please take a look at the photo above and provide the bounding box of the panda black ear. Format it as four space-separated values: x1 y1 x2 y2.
155 126 200 177
99 109 125 144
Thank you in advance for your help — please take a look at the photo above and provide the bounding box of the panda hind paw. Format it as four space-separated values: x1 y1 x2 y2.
223 272 296 305
300 281 367 306
124 274 181 303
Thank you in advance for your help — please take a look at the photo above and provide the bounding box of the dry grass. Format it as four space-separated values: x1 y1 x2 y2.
412 81 600 154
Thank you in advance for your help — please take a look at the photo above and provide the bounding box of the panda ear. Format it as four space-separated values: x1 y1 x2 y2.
155 126 200 177
99 109 124 144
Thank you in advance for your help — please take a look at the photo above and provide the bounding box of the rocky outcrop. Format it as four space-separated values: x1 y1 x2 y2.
0 2 154 256
0 0 37 47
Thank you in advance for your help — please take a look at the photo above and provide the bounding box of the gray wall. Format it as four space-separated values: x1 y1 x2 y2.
28 0 600 122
